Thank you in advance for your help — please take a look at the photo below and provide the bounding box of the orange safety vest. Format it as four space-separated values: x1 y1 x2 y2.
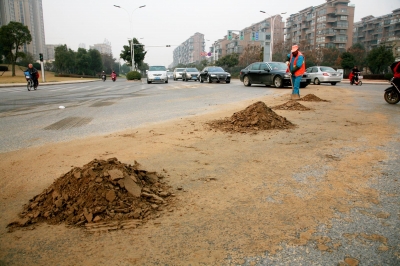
290 52 306 77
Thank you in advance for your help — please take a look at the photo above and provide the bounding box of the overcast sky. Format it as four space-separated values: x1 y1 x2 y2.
42 0 399 68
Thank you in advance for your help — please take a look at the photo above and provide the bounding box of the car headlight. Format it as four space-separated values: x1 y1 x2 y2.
227 74 231 77
284 74 290 78
187 73 192 78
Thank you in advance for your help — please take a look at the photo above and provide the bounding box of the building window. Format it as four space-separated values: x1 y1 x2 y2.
340 16 347 21
339 8 347 14
317 16 326 22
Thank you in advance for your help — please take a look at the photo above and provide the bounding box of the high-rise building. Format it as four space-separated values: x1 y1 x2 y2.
172 32 205 66
285 0 355 52
0 0 46 61
90 39 112 55
353 9 400 60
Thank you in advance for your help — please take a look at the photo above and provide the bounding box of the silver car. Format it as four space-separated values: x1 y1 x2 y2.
306 66 343 85
181 68 200 81
173 68 185 81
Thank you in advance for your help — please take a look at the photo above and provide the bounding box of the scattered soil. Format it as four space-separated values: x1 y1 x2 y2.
299 94 329 102
206 101 295 133
7 157 174 231
271 100 312 111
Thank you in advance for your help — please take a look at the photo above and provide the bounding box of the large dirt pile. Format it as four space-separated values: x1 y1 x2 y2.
272 100 311 111
207 101 295 133
7 158 174 230
299 94 329 102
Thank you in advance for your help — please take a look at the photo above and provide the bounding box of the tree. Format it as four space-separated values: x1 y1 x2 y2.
88 49 102 76
54 45 76 74
101 53 116 74
239 45 262 66
366 45 394 74
0 21 32 76
272 42 287 62
120 38 146 71
321 47 342 68
18 52 35 68
76 48 91 75
340 52 355 74
215 53 239 68
348 43 366 70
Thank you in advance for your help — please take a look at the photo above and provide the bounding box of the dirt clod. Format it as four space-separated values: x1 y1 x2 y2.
299 94 329 102
7 157 174 230
272 100 312 111
206 101 295 133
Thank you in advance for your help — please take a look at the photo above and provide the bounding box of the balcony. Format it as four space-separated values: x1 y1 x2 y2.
326 7 336 14
332 38 347 44
327 17 337 23
301 23 309 29
325 29 336 36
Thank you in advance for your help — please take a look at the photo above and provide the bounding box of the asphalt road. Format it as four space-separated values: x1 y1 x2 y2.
0 79 395 154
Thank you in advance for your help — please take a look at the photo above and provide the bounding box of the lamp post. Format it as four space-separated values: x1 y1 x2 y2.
260 11 287 61
114 4 145 71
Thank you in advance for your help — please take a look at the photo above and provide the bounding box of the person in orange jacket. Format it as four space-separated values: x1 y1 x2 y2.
286 45 305 100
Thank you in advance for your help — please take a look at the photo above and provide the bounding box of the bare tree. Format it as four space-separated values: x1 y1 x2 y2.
239 45 262 66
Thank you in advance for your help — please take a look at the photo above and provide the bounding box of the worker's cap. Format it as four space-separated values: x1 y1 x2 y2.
291 45 299 52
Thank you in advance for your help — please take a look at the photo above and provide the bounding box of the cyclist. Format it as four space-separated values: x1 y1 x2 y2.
25 63 39 88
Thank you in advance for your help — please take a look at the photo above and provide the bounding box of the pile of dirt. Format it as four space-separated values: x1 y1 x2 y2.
299 94 329 102
7 158 174 230
207 101 295 133
272 100 311 111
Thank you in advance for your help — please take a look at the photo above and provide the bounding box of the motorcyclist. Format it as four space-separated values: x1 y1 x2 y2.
101 71 106 80
351 66 361 84
25 63 39 88
111 70 117 80
390 60 400 88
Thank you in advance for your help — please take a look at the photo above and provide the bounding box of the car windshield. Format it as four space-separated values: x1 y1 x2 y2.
176 68 184 72
208 67 225 72
149 66 166 71
186 68 199 72
320 67 336 72
267 62 288 71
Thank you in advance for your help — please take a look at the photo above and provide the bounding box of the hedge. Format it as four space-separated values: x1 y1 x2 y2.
126 71 141 80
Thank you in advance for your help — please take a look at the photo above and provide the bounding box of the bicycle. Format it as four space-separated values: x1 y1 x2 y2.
24 71 37 91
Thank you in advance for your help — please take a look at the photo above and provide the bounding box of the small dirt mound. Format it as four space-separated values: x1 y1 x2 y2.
7 158 174 230
207 101 295 133
272 100 311 111
299 94 329 102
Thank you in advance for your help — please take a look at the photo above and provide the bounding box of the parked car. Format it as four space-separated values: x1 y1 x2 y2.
173 68 185 80
305 66 343 85
146 65 168 84
182 68 200 81
167 71 173 79
239 61 311 88
199 66 231 83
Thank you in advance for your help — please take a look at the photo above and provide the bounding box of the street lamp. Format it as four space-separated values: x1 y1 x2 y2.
260 11 287 61
114 4 146 71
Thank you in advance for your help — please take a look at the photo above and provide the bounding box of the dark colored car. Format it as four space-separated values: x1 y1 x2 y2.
199 66 231 83
182 68 200 81
239 62 311 88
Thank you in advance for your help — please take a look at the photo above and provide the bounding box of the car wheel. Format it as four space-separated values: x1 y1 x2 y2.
331 82 336 85
199 76 204 83
243 76 251 86
226 81 230 84
165 80 168 83
314 78 320 85
147 80 151 84
207 76 212 83
273 76 283 88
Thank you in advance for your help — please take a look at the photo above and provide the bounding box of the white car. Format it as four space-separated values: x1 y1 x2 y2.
173 68 185 80
147 66 168 84
182 68 200 81
167 71 173 79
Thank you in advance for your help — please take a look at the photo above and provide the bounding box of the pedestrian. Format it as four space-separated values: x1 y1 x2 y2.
25 63 39 88
286 45 306 100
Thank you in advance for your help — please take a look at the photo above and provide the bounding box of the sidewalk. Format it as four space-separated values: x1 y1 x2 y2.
0 79 99 88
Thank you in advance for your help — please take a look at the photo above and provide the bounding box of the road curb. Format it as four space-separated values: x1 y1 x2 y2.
0 79 100 88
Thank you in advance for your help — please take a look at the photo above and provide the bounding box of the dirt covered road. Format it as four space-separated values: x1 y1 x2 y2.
0 86 399 265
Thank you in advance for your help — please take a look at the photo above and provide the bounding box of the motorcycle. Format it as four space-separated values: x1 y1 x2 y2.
24 71 37 91
111 73 117 82
384 77 400 104
349 72 362 86
102 74 106 82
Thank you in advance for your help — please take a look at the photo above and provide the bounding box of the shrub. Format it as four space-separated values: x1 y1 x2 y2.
0 66 9 71
126 71 141 80
33 63 41 70
384 73 393 80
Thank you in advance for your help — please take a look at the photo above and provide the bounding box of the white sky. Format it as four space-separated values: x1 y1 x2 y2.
42 0 399 67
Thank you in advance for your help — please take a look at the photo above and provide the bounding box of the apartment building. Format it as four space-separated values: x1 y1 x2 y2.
353 8 400 60
90 39 112 55
172 32 205 66
211 15 285 62
0 0 47 61
285 0 355 52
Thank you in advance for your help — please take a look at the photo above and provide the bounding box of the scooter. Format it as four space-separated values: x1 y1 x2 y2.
102 74 106 82
349 72 362 86
111 73 117 82
384 77 400 104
